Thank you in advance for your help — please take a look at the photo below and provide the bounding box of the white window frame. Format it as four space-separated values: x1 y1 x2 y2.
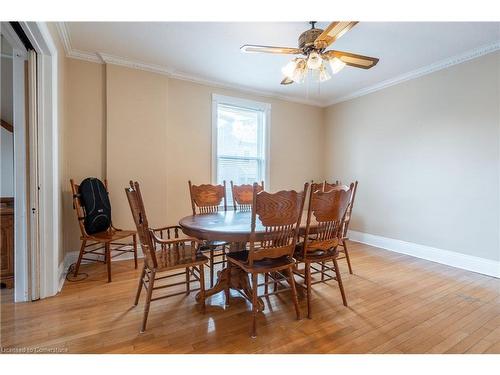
211 94 271 192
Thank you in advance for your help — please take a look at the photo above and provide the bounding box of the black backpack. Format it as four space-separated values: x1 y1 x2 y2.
78 177 112 235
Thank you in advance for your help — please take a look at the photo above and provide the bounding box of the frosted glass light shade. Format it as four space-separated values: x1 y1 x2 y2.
329 57 346 74
307 51 323 69
319 64 331 82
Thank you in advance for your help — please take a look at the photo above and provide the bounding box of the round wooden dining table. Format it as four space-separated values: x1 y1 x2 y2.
179 210 316 308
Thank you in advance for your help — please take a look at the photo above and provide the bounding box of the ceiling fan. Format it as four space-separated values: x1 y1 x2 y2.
240 21 379 85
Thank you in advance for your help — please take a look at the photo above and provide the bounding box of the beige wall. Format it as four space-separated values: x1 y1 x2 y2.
61 59 106 254
54 34 498 265
165 79 325 230
106 64 169 229
60 61 324 254
324 52 500 261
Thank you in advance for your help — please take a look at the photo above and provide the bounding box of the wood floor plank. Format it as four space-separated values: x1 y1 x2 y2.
1 241 499 353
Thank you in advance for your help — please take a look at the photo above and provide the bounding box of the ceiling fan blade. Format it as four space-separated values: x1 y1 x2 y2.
314 21 358 49
281 77 294 85
241 45 302 55
323 50 379 69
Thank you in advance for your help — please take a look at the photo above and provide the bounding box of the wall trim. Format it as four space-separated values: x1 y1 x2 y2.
55 22 322 107
348 230 500 278
56 22 500 109
327 41 500 106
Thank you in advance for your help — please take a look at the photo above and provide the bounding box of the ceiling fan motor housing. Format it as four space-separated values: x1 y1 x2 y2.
298 28 323 51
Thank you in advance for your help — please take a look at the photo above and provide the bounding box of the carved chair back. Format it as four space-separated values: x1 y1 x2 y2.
230 181 264 211
70 178 109 238
323 180 341 192
188 181 227 215
247 183 308 266
125 181 158 269
301 183 354 257
342 181 358 237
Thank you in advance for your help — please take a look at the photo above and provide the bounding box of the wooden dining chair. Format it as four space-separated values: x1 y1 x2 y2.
323 180 341 192
70 178 137 282
230 180 264 211
294 183 354 318
188 180 228 288
323 180 358 274
225 182 308 338
337 181 358 274
126 181 208 333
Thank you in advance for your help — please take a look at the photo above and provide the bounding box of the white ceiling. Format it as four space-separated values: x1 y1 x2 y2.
63 22 500 106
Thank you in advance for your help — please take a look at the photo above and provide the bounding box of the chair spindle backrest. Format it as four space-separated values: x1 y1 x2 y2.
302 183 354 256
342 181 358 237
248 182 308 266
323 180 341 192
230 180 264 211
188 181 227 215
125 181 158 269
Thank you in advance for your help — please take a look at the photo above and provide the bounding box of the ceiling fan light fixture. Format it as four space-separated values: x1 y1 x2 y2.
329 57 346 74
281 58 298 79
306 51 323 70
291 59 307 83
282 58 307 83
319 63 331 82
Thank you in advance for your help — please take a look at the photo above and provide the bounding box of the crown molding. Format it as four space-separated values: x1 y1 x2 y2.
326 40 500 107
54 22 500 109
98 52 173 75
55 22 72 55
54 22 325 107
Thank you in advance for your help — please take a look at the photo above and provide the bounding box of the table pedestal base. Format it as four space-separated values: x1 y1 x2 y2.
196 242 265 311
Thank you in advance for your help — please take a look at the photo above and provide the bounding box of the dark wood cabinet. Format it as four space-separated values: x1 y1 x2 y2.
1 197 14 289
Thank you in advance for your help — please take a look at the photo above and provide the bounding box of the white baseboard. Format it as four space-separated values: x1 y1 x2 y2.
348 230 500 278
58 247 144 291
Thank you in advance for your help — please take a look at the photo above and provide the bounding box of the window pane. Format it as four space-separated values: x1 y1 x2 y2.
217 157 260 186
214 97 268 206
217 104 261 158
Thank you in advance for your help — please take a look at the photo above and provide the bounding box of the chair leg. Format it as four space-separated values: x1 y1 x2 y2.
105 242 112 282
209 248 214 288
264 273 269 295
342 240 353 274
333 258 348 307
225 261 231 306
321 261 325 281
133 234 138 269
73 239 86 277
134 265 146 306
305 262 312 319
199 265 206 314
251 273 258 338
287 267 300 321
185 267 191 295
141 269 155 333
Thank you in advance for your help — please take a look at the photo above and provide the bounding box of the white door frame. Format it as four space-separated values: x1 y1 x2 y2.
1 22 29 302
1 22 59 301
20 22 60 299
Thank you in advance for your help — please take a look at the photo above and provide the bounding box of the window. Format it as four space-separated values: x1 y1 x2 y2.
212 94 270 204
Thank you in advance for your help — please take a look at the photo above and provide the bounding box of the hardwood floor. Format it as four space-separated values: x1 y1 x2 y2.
1 241 499 353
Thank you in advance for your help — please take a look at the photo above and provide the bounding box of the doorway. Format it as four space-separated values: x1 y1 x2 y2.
1 34 15 290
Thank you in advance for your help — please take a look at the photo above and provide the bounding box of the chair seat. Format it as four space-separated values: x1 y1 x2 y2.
226 250 294 272
294 242 339 262
87 229 136 242
154 245 208 272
